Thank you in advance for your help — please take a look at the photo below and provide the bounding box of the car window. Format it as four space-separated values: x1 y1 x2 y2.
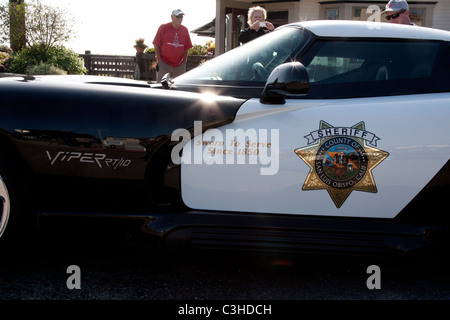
300 39 446 98
175 27 310 85
307 56 365 82
303 40 439 83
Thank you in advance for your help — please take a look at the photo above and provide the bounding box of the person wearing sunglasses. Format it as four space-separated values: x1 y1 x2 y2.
383 0 414 25
153 9 193 82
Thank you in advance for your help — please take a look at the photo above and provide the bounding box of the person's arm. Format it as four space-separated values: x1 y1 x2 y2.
238 28 251 44
152 25 163 63
183 30 193 65
264 21 275 31
183 50 189 65
154 44 161 63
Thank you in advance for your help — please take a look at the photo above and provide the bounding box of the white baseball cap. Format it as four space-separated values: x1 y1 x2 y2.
172 9 185 16
383 0 409 13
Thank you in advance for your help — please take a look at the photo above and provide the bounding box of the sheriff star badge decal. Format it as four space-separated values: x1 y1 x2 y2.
294 121 389 208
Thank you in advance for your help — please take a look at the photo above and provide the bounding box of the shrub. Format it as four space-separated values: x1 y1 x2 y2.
0 51 9 72
188 41 215 56
188 44 208 56
144 47 155 54
26 61 67 75
0 44 12 72
144 41 215 56
6 44 87 74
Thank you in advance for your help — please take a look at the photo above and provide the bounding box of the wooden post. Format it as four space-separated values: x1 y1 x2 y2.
84 50 92 74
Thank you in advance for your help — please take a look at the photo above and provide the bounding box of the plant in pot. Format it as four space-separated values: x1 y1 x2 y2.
134 38 148 53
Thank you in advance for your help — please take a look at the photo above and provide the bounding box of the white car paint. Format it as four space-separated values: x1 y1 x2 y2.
290 20 450 41
181 93 450 219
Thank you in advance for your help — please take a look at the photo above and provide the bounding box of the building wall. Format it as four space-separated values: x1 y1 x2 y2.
298 0 321 22
214 0 450 54
433 1 450 31
296 0 450 31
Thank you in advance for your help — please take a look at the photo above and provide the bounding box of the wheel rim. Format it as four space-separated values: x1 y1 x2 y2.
0 176 11 239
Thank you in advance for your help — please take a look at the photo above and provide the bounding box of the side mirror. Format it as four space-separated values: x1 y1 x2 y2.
161 72 173 89
260 62 309 104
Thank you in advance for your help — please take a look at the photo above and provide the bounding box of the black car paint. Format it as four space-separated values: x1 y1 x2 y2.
0 77 245 211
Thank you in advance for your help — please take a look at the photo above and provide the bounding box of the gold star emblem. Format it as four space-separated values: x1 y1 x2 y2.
294 121 389 208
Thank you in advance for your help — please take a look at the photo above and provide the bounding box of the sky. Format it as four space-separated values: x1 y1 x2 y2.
42 0 216 55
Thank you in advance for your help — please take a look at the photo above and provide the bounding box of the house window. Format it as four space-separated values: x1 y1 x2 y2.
352 7 373 21
409 8 425 26
267 11 289 28
327 9 339 20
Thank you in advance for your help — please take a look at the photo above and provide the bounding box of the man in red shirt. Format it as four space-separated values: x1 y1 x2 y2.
153 9 193 82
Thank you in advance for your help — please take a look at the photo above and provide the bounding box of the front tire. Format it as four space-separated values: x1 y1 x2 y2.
0 175 11 239
0 152 34 247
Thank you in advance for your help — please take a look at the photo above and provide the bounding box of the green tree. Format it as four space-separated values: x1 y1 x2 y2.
8 0 25 51
25 0 75 49
0 0 76 50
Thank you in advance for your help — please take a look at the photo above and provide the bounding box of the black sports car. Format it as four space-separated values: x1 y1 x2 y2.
1 20 449 256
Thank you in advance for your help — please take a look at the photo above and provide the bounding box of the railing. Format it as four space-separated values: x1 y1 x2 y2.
80 52 136 79
79 51 213 81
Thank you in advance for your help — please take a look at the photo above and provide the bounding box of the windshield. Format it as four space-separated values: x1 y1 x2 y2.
175 26 310 85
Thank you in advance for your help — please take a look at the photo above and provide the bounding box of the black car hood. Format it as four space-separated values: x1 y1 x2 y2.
0 75 245 140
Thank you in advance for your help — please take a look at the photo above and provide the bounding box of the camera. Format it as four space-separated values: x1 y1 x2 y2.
259 22 267 27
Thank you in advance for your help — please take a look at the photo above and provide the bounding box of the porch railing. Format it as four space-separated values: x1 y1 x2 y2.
80 52 136 79
79 51 213 81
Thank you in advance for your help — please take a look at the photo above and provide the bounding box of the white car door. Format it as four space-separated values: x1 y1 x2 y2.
180 93 450 219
